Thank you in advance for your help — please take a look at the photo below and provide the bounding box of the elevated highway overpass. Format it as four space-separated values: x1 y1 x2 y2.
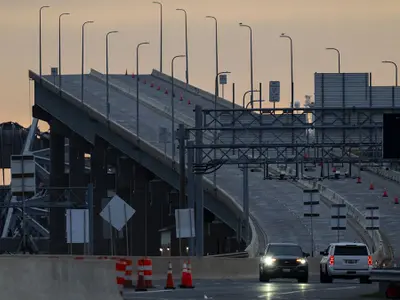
28 68 366 256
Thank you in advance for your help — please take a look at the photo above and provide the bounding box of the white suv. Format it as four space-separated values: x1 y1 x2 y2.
319 242 373 284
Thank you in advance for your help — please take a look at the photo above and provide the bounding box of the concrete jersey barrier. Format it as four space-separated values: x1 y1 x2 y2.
0 256 121 300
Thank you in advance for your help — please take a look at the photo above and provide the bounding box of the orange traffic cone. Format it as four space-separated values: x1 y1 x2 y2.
135 259 147 291
164 262 176 289
132 73 135 78
332 167 336 173
180 94 183 101
357 177 361 184
143 79 147 84
383 188 388 198
185 260 194 288
369 183 374 190
179 262 188 288
157 86 161 91
165 88 168 95
187 99 191 105
150 82 154 88
395 197 399 204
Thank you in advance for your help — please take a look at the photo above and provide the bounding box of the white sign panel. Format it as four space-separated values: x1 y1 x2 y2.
10 155 36 195
175 208 195 238
365 206 380 230
303 189 320 217
330 204 347 230
269 81 280 102
158 127 169 143
99 195 135 231
66 209 89 243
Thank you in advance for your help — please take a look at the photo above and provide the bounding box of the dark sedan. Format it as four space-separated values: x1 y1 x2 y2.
259 243 310 283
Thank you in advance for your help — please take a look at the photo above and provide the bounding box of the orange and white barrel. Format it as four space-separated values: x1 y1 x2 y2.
116 259 127 295
124 259 133 287
143 258 153 288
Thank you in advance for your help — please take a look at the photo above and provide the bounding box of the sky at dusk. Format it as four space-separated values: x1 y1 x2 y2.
0 0 400 131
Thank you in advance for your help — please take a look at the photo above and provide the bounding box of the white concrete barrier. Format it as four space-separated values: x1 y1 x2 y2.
0 256 121 300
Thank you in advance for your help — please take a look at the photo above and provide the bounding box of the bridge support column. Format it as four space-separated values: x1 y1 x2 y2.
90 137 108 254
69 135 86 204
49 123 67 254
130 164 160 256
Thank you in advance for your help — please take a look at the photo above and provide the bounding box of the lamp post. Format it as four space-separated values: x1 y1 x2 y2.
81 20 94 103
242 89 259 107
105 30 118 121
326 47 341 73
206 16 219 87
153 1 163 73
242 90 260 108
280 33 294 108
58 12 70 95
136 42 150 139
213 71 230 188
382 60 398 86
39 5 50 81
176 8 189 84
171 55 186 160
239 23 254 108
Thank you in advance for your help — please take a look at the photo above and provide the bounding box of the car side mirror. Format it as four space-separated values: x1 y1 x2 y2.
320 251 327 256
304 252 310 258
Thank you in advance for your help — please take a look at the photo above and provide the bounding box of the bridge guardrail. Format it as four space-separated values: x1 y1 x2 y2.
206 251 249 258
366 166 400 184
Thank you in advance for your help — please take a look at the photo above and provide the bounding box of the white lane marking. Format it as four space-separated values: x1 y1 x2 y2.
257 285 357 297
127 289 174 294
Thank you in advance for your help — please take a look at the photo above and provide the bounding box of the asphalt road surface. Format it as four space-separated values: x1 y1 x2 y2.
124 278 380 300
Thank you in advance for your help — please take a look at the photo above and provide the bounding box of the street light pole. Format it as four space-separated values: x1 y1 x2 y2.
176 9 189 84
136 42 150 139
326 47 341 73
239 23 254 108
213 71 230 188
242 90 260 108
81 20 94 103
382 60 398 86
106 30 118 121
39 5 50 81
58 12 70 95
153 1 163 73
280 33 294 108
171 55 186 161
206 16 219 86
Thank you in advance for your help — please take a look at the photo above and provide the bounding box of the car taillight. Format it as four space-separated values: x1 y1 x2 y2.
368 255 372 266
329 255 334 265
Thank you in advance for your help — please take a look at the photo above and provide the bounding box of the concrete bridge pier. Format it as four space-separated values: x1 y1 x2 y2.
49 120 67 254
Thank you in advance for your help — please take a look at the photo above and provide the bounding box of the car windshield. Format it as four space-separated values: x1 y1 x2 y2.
334 245 368 256
267 245 303 257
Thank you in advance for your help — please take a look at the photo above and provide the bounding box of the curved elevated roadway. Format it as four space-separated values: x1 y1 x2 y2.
37 69 363 253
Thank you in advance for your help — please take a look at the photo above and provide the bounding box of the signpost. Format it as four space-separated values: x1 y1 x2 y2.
303 189 320 256
331 203 347 242
158 126 170 158
269 81 280 111
219 74 227 98
365 206 380 230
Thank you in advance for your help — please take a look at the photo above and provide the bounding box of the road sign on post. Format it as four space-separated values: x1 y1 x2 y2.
365 206 380 230
269 81 280 102
175 208 195 238
219 74 227 85
331 204 347 242
303 189 319 256
10 155 36 197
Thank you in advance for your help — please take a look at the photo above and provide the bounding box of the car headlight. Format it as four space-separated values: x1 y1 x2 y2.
262 256 276 266
296 258 307 265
